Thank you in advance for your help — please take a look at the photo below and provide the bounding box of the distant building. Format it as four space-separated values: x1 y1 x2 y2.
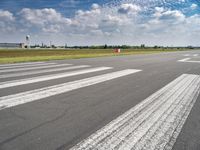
0 43 25 48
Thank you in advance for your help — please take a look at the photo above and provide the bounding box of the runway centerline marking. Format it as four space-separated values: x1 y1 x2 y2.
0 69 141 110
0 67 112 89
70 74 200 150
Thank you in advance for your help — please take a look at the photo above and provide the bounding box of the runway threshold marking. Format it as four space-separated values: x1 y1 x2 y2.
183 54 199 57
178 58 200 63
0 64 71 73
0 61 47 67
0 67 112 89
0 62 56 70
0 69 141 110
70 74 200 150
0 65 89 79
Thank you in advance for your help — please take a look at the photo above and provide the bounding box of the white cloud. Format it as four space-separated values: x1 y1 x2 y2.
118 3 141 15
102 15 127 26
153 7 185 24
0 10 15 21
68 4 102 33
191 4 198 10
91 3 100 10
75 4 101 19
155 7 164 13
0 10 16 33
19 8 72 33
161 10 185 21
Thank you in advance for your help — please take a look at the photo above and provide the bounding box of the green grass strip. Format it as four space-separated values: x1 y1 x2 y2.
0 49 185 64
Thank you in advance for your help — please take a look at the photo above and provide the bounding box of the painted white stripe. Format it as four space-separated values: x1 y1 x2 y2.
70 74 200 150
183 54 199 57
178 58 191 62
0 69 141 110
0 61 46 67
178 58 200 63
185 60 200 63
0 67 112 89
0 62 56 70
0 64 71 73
0 65 89 79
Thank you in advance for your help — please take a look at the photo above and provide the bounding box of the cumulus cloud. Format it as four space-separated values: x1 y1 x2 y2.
137 6 200 46
91 3 100 10
68 4 102 33
75 4 101 21
102 15 124 25
0 10 15 21
191 4 198 10
17 4 105 35
160 10 185 22
67 3 131 35
152 7 185 25
0 10 16 32
118 3 141 15
19 8 72 32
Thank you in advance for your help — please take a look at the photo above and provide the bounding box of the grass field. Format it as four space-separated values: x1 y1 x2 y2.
0 48 185 64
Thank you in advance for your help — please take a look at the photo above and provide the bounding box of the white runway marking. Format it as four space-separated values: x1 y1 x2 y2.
0 65 89 79
183 54 199 57
0 64 71 73
0 67 112 89
178 58 200 63
0 62 56 70
0 69 141 110
178 58 191 62
0 61 47 67
70 74 200 150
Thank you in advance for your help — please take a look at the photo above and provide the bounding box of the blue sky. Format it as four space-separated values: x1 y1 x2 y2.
0 0 110 17
0 0 200 46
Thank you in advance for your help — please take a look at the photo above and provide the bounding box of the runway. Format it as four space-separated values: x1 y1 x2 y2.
0 50 200 150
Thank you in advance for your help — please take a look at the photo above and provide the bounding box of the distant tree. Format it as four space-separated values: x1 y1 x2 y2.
52 45 56 48
121 45 130 49
187 46 194 49
154 45 158 49
141 44 145 48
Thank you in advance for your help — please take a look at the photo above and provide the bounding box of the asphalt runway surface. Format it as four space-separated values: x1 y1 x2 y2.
0 50 200 150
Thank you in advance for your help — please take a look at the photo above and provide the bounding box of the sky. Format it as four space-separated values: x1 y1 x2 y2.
0 0 200 46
